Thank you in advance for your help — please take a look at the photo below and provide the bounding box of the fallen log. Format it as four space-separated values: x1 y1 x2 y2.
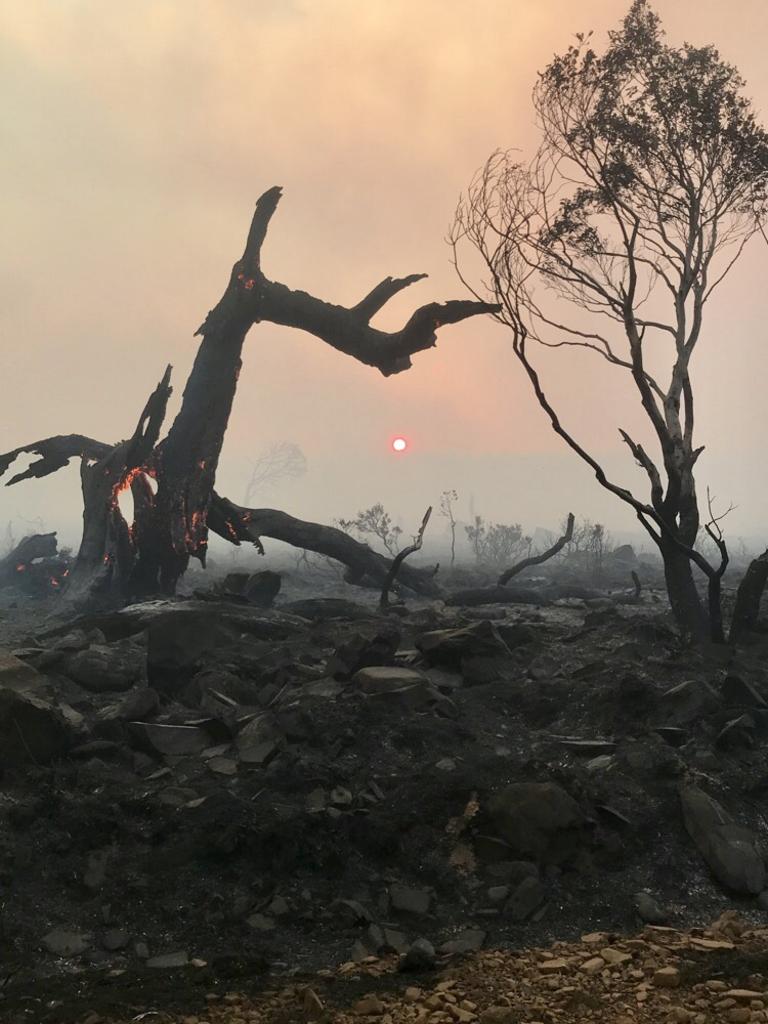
0 533 59 586
208 495 442 597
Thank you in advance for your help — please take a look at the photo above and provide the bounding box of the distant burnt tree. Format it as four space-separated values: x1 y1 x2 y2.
452 1 768 642
1 188 496 604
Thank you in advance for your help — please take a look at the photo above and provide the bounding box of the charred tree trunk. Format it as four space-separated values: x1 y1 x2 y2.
658 534 709 642
1 186 496 602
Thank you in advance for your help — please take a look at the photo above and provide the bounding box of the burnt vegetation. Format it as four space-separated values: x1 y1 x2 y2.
4 4 768 1022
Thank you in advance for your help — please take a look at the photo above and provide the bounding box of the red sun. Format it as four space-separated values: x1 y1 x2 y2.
391 436 408 453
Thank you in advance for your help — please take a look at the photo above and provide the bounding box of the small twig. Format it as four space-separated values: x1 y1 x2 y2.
380 507 432 610
12 716 39 766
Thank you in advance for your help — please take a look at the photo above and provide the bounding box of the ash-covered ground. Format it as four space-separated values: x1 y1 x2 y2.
0 552 767 1023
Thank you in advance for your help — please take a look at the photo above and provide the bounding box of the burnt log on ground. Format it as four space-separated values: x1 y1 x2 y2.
0 532 59 587
1 187 497 602
208 495 440 597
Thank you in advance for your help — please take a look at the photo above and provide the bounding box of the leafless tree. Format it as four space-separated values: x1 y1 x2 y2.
243 441 307 507
439 489 459 567
337 503 403 556
451 1 768 641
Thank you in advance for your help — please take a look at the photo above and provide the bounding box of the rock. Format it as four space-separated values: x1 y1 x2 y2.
416 620 512 669
390 884 431 916
65 640 146 693
327 629 401 679
95 688 160 739
487 782 588 863
661 679 720 724
101 929 130 951
333 899 372 926
505 876 545 921
440 928 485 954
352 666 441 710
539 958 569 973
480 1010 517 1024
0 688 72 766
496 622 539 649
681 784 766 895
399 937 436 972
634 891 668 924
757 890 768 911
207 756 237 775
303 988 325 1020
42 929 91 957
653 966 681 988
580 956 606 974
235 714 283 764
487 886 510 903
0 651 44 692
146 951 189 968
129 722 209 757
722 674 767 709
611 544 638 565
283 598 371 621
353 666 430 694
246 913 275 931
243 570 282 608
146 610 229 692
353 995 385 1016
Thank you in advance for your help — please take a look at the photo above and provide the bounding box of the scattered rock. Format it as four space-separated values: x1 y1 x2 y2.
634 891 668 924
487 782 588 863
0 687 72 766
42 929 91 957
65 640 146 693
145 950 189 968
390 883 431 916
681 784 766 894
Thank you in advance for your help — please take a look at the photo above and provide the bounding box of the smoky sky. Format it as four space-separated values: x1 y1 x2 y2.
3 0 768 553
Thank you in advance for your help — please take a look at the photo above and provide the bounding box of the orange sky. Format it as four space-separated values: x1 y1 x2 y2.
2 0 768 549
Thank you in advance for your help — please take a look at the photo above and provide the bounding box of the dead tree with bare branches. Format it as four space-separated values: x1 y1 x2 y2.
2 187 496 603
451 1 768 642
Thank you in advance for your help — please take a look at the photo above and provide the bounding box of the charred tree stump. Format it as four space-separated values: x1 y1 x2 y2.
730 550 768 644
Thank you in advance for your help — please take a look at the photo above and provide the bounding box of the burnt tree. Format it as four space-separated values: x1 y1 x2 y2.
2 187 497 602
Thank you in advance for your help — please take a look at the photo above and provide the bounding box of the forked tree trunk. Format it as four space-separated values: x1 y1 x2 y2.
1 187 497 603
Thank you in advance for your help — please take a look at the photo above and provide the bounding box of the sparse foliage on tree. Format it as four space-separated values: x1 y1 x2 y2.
452 0 768 641
464 514 532 569
337 504 403 556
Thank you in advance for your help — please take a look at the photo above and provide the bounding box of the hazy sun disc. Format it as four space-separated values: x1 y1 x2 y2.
392 437 408 453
